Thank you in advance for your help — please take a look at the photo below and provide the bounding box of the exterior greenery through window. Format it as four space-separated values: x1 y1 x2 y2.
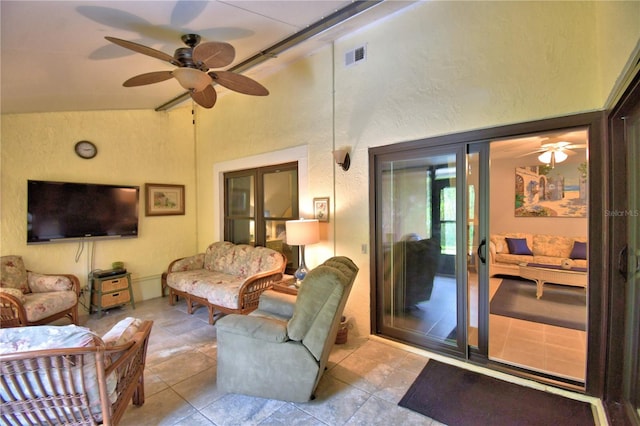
224 162 299 273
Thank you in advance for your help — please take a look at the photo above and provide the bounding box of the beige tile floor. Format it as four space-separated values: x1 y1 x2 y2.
80 297 439 426
487 277 587 381
77 293 602 425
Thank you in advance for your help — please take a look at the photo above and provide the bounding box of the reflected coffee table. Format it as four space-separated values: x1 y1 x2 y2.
518 263 588 299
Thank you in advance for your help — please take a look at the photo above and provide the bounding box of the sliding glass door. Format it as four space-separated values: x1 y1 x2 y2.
372 145 468 355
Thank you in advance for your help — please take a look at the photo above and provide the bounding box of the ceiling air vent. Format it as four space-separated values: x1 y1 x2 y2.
345 45 366 67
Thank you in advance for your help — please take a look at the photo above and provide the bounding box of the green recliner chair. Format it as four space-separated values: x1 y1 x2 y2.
216 256 358 402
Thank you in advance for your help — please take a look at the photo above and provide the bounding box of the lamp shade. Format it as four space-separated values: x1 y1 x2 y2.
538 151 552 164
554 150 568 163
286 219 319 246
172 68 212 92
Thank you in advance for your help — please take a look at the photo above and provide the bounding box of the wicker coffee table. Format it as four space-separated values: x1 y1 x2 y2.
518 263 588 299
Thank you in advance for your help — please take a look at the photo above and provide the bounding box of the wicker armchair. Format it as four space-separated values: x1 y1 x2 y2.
0 255 80 328
0 318 153 425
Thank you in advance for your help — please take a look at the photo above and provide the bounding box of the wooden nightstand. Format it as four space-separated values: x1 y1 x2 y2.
90 272 135 318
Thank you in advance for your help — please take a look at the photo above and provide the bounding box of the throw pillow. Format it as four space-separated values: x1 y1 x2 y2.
570 241 587 260
28 273 74 293
505 237 533 255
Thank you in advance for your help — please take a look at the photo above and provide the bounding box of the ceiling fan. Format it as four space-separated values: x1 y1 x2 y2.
105 34 269 109
522 139 587 168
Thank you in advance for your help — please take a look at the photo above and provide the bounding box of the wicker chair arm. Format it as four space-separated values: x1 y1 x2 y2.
0 292 28 328
167 253 205 273
237 252 286 312
103 320 153 424
239 272 283 304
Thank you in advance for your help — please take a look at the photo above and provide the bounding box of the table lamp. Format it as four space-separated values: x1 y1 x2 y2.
285 219 320 286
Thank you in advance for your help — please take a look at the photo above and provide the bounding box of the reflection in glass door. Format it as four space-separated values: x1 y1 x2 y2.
374 145 467 355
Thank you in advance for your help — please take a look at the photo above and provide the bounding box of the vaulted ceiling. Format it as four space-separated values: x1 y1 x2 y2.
1 0 411 114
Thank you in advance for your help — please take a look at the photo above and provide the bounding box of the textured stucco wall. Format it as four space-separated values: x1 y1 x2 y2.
0 108 196 301
193 1 638 338
595 0 640 105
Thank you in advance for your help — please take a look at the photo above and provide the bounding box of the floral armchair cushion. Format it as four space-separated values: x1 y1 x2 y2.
0 255 30 294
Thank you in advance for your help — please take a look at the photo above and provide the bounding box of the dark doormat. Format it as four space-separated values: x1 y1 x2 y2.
399 360 595 426
490 278 586 330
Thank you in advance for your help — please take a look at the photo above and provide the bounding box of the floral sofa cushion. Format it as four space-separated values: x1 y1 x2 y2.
490 233 531 255
167 269 244 309
0 255 30 294
203 242 284 277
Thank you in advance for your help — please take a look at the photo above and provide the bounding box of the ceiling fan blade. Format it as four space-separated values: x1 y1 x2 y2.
517 148 546 157
209 71 269 96
193 41 235 69
123 71 174 87
105 36 177 65
190 85 217 108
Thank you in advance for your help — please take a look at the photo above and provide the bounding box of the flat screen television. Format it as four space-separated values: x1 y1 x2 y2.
27 180 139 244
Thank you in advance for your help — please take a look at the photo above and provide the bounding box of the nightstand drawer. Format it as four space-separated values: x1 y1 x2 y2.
93 290 130 308
100 277 129 292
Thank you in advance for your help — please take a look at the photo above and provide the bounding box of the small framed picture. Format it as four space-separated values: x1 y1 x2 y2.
145 183 185 216
313 197 330 222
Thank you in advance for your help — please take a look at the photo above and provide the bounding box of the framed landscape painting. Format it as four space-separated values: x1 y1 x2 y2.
145 183 185 216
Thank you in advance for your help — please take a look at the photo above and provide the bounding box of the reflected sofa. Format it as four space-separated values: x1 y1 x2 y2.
216 256 358 402
0 317 152 425
489 233 588 277
165 241 286 324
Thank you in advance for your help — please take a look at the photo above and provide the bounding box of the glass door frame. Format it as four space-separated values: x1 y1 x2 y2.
606 69 640 423
370 143 469 358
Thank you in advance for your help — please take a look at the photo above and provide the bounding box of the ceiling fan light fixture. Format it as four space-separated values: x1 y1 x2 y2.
538 151 552 164
554 150 568 163
172 68 211 92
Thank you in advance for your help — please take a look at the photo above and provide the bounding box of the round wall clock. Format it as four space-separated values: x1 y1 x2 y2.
74 140 97 159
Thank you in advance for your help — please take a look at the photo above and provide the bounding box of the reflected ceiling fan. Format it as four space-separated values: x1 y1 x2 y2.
105 34 269 109
522 139 586 168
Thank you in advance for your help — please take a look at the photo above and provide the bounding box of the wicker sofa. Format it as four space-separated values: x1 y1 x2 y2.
489 232 588 277
166 241 286 324
0 317 153 426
